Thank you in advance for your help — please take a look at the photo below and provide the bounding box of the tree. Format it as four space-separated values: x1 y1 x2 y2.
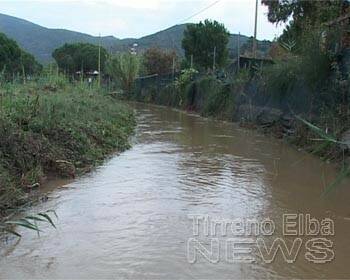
261 0 344 24
0 33 42 77
142 47 178 75
106 53 140 93
182 20 230 70
262 0 345 44
52 43 108 75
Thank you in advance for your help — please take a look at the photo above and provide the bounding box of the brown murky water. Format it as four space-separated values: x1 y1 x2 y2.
1 103 350 279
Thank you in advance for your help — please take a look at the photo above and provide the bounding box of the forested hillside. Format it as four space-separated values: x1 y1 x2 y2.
0 13 270 63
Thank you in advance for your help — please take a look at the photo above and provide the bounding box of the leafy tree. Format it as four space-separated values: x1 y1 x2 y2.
52 43 108 75
0 33 21 73
0 33 42 76
142 47 178 75
262 0 345 45
106 53 140 93
182 20 230 70
262 0 344 24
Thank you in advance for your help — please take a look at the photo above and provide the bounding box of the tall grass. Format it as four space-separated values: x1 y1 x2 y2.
0 74 135 212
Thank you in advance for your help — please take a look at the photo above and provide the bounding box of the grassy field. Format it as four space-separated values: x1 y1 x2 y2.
0 75 135 213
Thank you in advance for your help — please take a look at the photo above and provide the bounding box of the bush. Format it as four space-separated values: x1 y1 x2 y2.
174 68 198 107
197 77 235 119
262 56 301 101
142 47 178 75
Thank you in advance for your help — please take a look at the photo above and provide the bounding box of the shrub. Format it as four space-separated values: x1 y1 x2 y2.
197 77 235 119
142 47 178 75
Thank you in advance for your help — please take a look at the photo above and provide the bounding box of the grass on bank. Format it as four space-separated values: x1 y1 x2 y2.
0 74 135 214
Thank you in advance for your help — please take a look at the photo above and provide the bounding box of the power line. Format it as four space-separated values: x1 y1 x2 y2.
150 0 223 55
180 0 222 23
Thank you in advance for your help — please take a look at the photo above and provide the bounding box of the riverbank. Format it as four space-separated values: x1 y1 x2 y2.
133 74 350 171
0 76 135 214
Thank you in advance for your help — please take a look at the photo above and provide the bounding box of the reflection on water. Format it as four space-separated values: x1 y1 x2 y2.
1 103 350 279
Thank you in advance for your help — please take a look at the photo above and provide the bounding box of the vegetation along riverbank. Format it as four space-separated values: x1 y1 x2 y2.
0 32 136 219
0 74 135 217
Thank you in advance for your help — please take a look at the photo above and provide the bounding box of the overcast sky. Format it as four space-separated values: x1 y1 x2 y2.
0 0 285 40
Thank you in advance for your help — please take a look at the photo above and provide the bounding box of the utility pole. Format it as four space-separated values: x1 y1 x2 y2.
98 33 101 88
253 0 258 59
213 46 216 72
237 32 241 73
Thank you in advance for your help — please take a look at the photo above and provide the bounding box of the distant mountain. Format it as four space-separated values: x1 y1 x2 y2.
0 13 270 63
0 13 120 63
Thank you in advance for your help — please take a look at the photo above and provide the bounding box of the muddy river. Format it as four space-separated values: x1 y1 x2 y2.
1 103 350 279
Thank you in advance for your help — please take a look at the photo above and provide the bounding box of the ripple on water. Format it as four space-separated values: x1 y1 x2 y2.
1 104 350 279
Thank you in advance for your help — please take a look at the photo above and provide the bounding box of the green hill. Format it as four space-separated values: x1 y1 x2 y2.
0 13 269 63
0 13 119 63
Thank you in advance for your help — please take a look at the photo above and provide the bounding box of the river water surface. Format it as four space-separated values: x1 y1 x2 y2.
1 103 350 279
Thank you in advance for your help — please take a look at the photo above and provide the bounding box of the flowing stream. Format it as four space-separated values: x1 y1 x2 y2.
1 103 350 279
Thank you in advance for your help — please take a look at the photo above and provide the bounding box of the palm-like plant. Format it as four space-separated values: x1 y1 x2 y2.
106 53 140 94
0 210 57 237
